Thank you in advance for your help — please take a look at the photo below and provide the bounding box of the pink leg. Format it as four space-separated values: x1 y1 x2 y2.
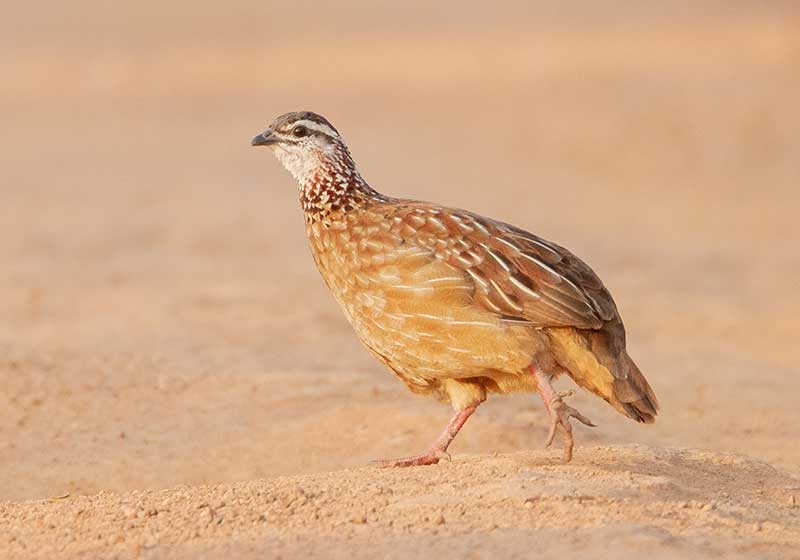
530 365 596 463
373 404 479 468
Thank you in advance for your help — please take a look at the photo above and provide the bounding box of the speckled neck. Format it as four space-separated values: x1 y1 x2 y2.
299 147 383 222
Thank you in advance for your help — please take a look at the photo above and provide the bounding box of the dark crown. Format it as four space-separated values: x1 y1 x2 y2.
271 111 340 136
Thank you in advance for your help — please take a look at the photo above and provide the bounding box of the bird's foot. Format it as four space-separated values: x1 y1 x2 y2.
372 448 450 468
529 365 596 463
371 404 479 468
542 390 596 463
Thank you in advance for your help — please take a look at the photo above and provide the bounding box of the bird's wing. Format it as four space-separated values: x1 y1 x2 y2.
385 203 618 329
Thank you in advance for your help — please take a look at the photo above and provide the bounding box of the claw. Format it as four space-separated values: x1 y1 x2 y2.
371 404 478 468
531 366 597 463
372 448 448 468
545 396 596 462
545 420 558 448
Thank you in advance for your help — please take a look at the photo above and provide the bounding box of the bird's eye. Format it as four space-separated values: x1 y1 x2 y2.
292 125 308 138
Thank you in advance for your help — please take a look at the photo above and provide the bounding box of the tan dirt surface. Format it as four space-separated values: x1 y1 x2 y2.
3 446 800 559
1 2 799 558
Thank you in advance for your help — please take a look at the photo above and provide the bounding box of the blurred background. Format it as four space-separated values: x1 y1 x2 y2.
1 1 798 501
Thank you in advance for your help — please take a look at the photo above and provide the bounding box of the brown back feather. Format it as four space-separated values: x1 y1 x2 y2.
381 202 659 422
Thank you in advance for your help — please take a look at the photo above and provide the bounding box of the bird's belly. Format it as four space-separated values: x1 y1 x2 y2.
311 250 538 382
349 301 540 383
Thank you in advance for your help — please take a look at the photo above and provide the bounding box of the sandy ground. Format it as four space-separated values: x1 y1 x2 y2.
2 446 800 559
2 2 800 558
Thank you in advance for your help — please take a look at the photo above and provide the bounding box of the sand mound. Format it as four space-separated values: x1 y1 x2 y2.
2 445 798 559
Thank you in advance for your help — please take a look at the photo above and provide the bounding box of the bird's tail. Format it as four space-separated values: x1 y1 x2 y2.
546 327 659 423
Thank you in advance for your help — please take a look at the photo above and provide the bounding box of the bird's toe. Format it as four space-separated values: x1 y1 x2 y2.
372 449 449 468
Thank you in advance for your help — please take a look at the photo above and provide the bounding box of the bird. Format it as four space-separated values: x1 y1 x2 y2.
251 111 658 466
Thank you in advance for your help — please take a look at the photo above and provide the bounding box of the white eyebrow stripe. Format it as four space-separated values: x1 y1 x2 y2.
291 119 339 137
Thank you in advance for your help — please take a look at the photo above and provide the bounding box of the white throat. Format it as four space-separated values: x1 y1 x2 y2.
272 144 323 187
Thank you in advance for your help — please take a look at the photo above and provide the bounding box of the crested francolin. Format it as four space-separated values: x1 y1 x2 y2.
252 111 658 466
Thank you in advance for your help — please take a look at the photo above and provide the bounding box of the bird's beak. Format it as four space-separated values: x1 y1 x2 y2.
251 129 278 147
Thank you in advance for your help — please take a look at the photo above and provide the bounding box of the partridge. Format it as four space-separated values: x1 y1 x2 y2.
252 111 658 465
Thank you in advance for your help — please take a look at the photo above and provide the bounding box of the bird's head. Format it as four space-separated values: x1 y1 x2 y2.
251 111 353 186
